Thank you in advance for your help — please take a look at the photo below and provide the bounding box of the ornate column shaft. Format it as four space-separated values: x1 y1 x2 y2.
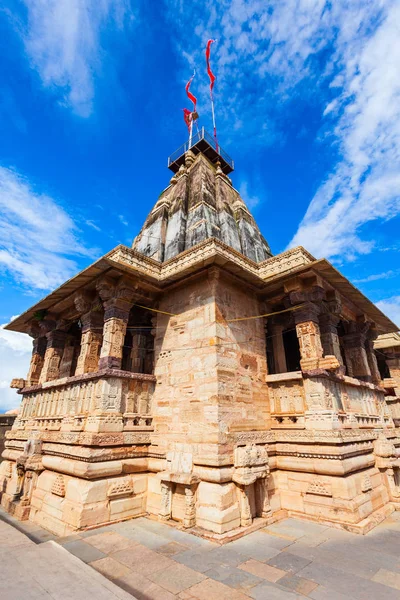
183 485 197 528
319 313 344 366
159 481 172 521
293 302 323 370
39 323 68 383
342 323 371 381
26 331 47 386
58 335 77 378
97 278 136 370
237 484 252 527
365 327 381 385
76 312 103 375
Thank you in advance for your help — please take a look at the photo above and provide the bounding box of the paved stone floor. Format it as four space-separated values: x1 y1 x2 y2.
0 514 133 599
3 509 400 599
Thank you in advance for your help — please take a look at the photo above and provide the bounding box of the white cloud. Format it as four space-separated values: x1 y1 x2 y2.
0 318 31 413
353 270 398 284
20 0 134 116
168 1 400 263
0 166 95 290
288 1 400 260
376 296 400 329
238 181 261 210
118 214 128 226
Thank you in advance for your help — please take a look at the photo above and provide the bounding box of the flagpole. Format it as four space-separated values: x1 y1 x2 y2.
210 91 218 152
189 115 193 149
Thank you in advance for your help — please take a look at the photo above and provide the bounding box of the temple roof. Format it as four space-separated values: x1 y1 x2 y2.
132 150 272 264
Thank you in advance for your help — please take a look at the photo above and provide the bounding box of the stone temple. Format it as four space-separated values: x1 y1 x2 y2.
2 131 400 538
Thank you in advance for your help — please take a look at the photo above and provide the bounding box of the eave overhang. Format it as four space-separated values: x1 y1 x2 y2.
5 240 397 335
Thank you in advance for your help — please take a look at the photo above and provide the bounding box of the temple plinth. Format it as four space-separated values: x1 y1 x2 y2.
1 142 399 537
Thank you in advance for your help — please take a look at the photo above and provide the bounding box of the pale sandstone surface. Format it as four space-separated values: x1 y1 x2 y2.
0 518 135 600
1 146 400 541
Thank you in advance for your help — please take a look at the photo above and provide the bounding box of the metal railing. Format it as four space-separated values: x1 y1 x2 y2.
168 127 234 170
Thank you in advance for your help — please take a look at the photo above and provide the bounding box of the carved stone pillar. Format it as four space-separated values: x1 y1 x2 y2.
159 481 172 521
97 278 136 370
342 322 371 381
293 303 323 370
270 323 287 373
183 485 196 528
256 477 271 518
59 335 77 378
75 311 103 375
39 323 68 383
365 327 381 385
237 484 252 527
26 327 47 386
319 313 344 366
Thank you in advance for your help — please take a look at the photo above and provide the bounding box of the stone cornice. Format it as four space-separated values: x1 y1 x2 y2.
20 369 156 394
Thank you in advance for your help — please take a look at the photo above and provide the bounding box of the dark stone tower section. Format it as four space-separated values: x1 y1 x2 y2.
133 150 272 263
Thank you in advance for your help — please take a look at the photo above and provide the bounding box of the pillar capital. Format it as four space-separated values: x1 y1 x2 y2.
292 301 321 325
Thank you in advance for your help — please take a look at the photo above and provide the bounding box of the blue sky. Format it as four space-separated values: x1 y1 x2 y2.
0 0 399 411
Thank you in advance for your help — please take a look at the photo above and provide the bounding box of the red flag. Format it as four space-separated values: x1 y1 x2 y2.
206 39 216 92
183 108 191 132
185 72 197 110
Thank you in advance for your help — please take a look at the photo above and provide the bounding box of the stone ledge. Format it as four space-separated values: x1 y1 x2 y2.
20 369 156 394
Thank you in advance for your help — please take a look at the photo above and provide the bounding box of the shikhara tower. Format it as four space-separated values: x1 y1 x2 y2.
1 130 400 537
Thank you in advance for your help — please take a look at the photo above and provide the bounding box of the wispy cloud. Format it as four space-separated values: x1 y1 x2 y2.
353 270 399 284
288 2 400 260
0 166 95 291
238 181 262 210
168 1 400 264
19 0 135 116
118 214 128 226
85 219 101 232
376 296 400 329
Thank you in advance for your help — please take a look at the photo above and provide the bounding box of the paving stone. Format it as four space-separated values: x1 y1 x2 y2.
206 545 250 567
57 534 82 545
184 577 250 599
227 532 286 561
147 561 206 594
85 531 137 554
115 570 176 600
28 530 58 544
204 563 262 591
156 541 189 556
239 558 287 582
174 547 224 572
112 543 176 575
89 556 132 580
298 561 400 600
278 573 319 595
267 551 313 574
247 580 303 599
309 586 352 600
63 539 107 563
372 568 400 591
